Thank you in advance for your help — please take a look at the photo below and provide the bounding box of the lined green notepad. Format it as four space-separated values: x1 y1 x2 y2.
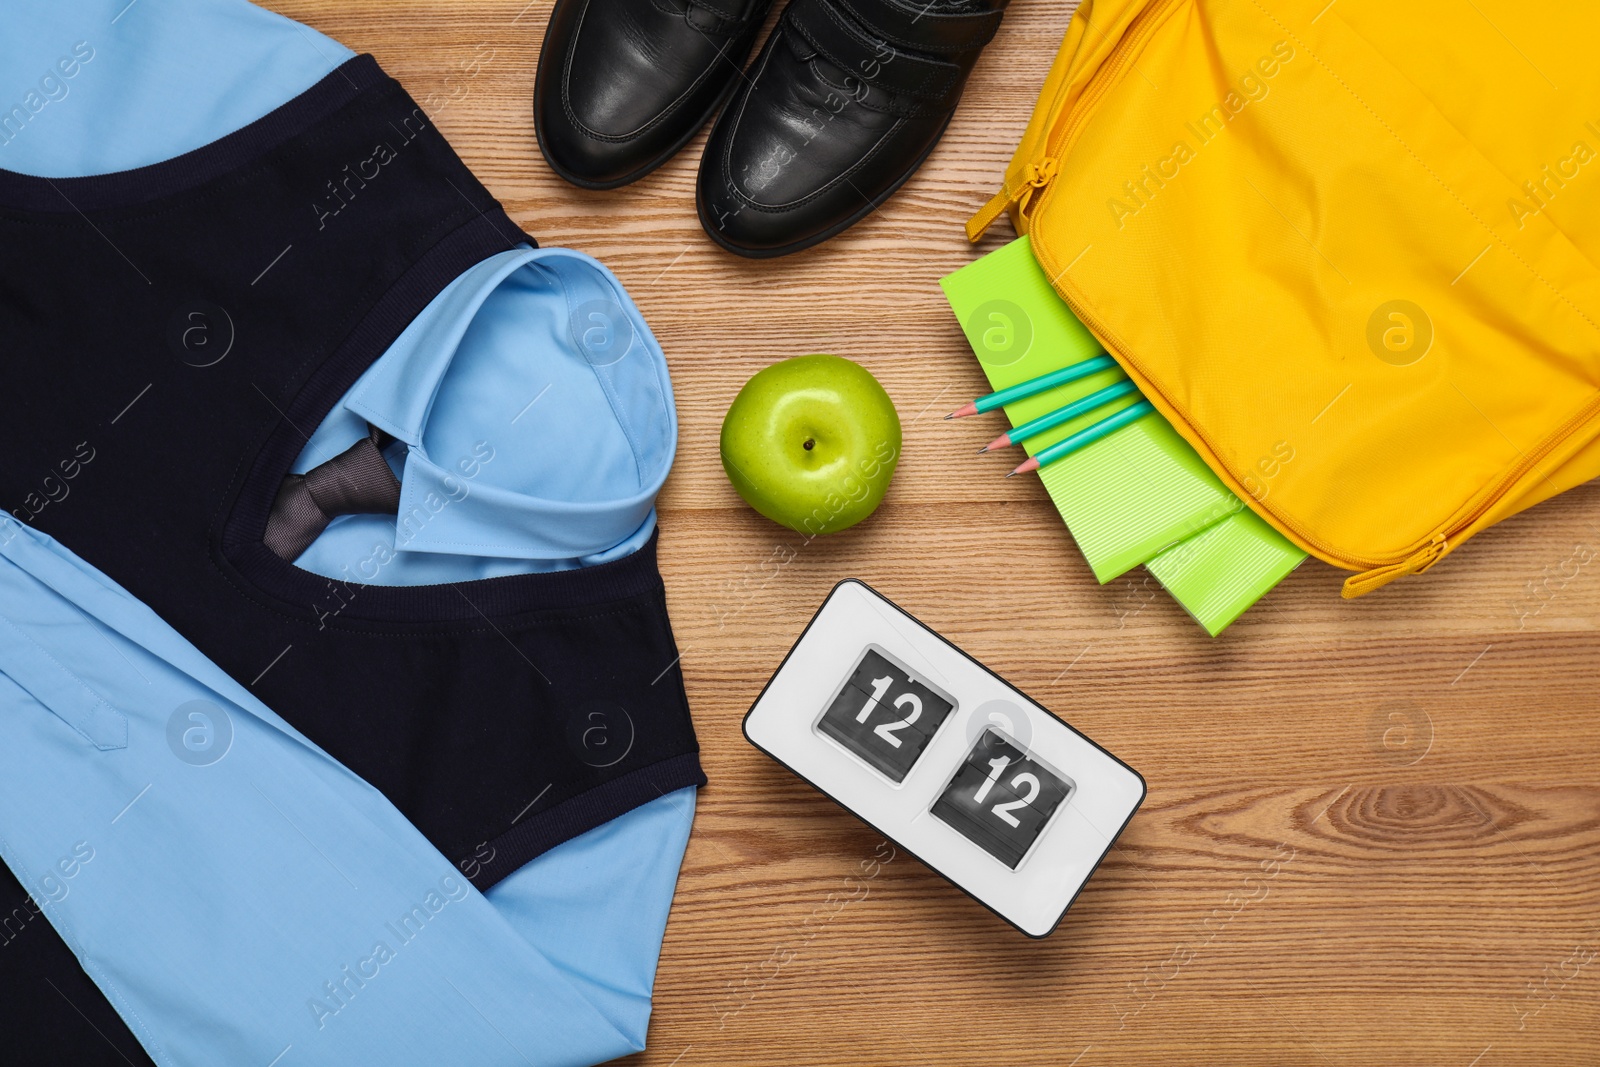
939 236 1306 634
939 236 1239 581
1145 509 1306 635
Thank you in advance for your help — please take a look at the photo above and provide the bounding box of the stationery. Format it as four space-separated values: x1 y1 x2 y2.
980 378 1141 452
1008 400 1155 476
1145 508 1307 636
940 236 1306 633
947 354 1122 419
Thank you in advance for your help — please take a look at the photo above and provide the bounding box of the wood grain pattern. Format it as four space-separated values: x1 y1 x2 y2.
269 2 1600 1062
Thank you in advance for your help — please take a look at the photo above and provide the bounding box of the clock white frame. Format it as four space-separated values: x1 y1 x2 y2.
743 579 1146 937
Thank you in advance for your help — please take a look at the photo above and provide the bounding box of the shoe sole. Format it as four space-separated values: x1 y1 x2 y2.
695 112 954 259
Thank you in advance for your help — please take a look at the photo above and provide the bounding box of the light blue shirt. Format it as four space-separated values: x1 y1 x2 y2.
293 245 672 584
0 515 690 1066
0 1 695 1062
1 0 663 582
0 0 350 174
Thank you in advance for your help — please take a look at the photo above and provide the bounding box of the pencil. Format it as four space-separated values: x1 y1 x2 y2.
1006 400 1156 477
945 354 1121 419
978 379 1141 452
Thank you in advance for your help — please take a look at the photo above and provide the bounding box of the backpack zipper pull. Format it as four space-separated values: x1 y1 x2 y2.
1342 533 1449 599
966 158 1059 242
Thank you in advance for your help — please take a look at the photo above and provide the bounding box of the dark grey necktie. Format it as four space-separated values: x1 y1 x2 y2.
264 424 402 561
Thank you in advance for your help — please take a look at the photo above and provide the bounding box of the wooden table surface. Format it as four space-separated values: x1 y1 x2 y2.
273 2 1600 1062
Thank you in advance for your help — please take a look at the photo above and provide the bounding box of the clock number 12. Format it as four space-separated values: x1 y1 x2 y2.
971 754 1041 827
854 675 923 749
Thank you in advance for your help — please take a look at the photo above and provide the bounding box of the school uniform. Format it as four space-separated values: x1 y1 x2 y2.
0 2 701 1063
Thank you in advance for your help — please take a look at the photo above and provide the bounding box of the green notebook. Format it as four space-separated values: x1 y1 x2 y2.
939 236 1306 633
1145 509 1306 636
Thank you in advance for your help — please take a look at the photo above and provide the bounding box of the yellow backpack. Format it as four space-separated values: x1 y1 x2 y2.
968 0 1600 597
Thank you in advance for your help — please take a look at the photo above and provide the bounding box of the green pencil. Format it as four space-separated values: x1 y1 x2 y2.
978 379 1142 452
945 354 1121 418
1007 400 1156 477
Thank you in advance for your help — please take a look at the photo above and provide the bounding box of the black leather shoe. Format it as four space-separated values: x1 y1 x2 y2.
696 0 1006 256
535 0 776 189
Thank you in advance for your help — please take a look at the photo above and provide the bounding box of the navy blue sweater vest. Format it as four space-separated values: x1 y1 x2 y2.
0 56 703 1065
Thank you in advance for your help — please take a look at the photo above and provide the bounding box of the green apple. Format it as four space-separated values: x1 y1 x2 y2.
720 354 901 536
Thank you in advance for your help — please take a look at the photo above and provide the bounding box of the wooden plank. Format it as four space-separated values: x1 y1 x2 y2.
267 3 1600 1061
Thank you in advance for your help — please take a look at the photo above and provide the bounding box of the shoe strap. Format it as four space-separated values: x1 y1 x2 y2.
687 0 767 24
831 0 1006 56
785 0 965 106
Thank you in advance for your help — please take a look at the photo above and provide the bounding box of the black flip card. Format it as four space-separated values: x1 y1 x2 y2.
931 729 1074 868
816 648 955 783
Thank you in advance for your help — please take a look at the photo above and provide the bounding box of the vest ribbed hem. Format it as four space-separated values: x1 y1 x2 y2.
468 752 707 891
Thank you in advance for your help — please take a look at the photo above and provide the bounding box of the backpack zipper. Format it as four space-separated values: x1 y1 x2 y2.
1040 223 1600 596
1338 389 1600 596
966 158 1057 241
964 0 1600 596
967 0 1182 242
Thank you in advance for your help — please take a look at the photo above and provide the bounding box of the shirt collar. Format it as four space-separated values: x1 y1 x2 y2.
343 246 676 560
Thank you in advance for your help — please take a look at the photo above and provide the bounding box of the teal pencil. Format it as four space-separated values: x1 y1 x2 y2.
978 379 1142 452
945 354 1121 418
1006 400 1156 477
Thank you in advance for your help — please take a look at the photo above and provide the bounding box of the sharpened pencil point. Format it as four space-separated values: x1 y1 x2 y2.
945 401 979 419
1009 457 1040 477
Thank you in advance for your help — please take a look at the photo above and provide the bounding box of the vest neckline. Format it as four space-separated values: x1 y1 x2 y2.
0 54 385 214
196 65 669 624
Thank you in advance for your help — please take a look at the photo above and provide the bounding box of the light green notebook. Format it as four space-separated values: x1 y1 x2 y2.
1145 509 1306 635
939 236 1240 581
939 236 1306 633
